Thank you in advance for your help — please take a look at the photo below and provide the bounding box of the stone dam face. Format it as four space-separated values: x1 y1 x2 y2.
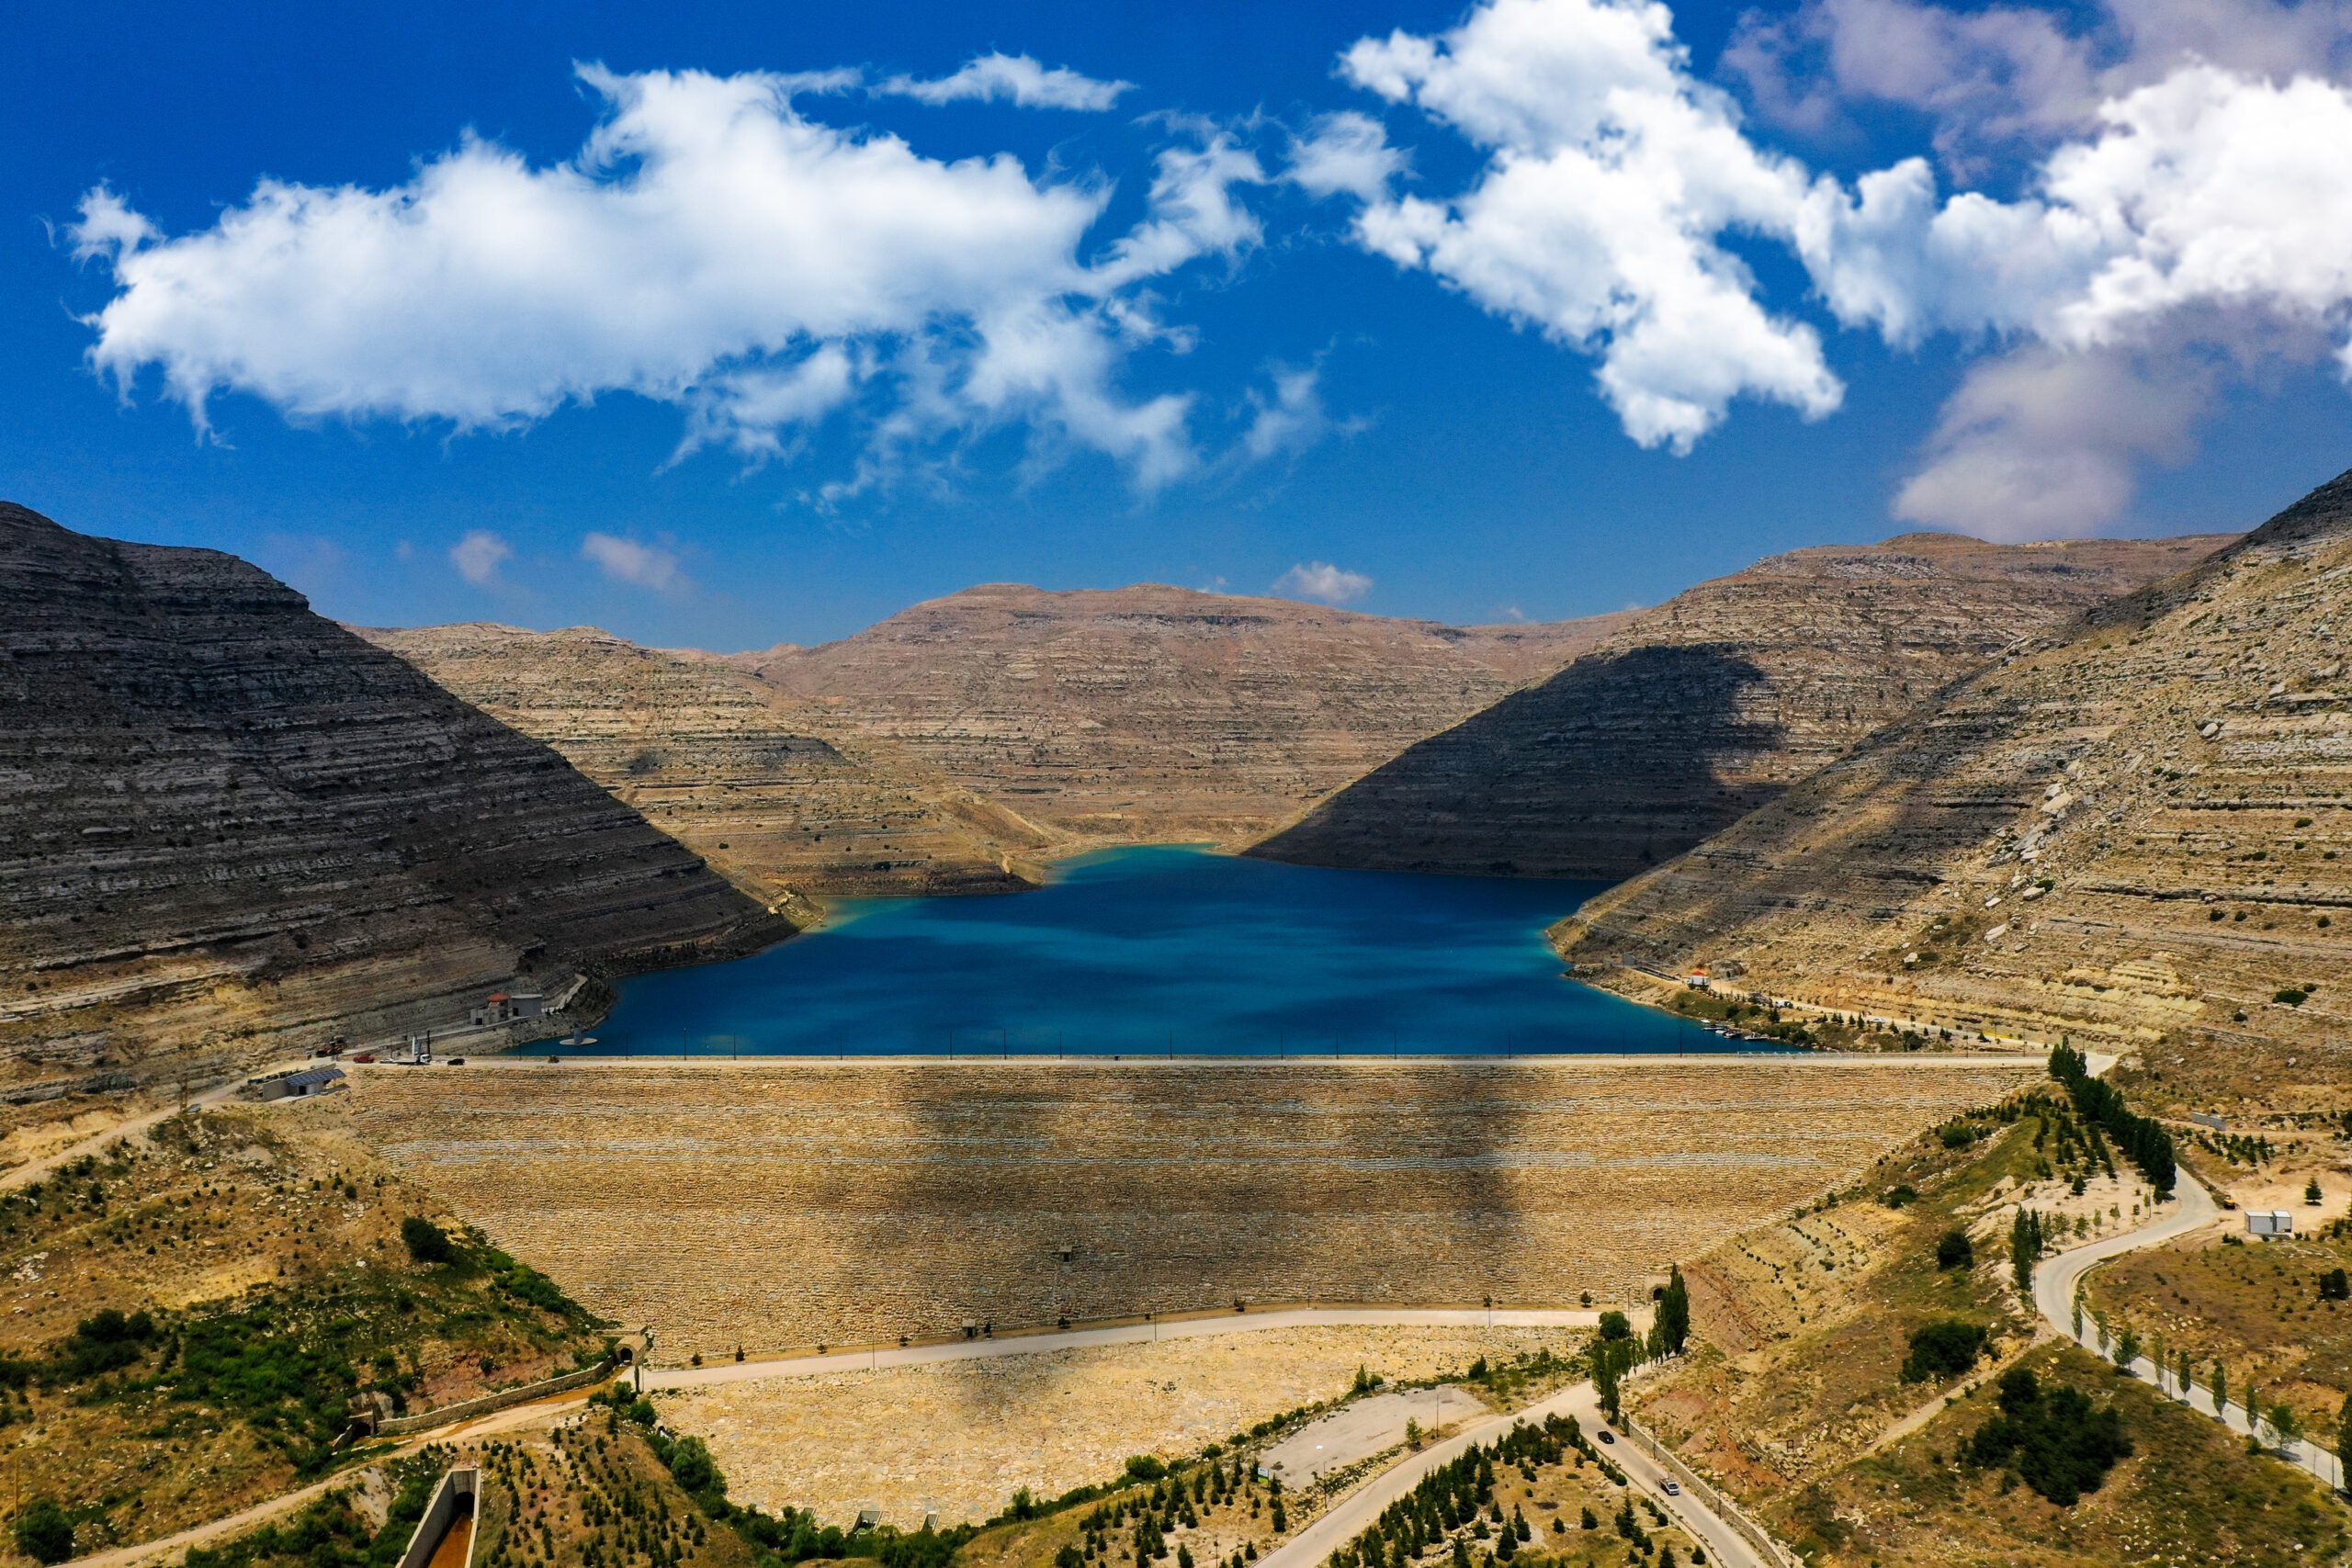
345 1056 2036 1357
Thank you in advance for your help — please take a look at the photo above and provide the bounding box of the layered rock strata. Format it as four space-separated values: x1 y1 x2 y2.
0 504 786 1077
1562 472 2352 1100
741 583 1625 844
364 623 1054 899
1253 533 2232 880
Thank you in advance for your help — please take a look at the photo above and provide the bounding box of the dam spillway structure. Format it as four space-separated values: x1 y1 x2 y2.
396 1467 481 1568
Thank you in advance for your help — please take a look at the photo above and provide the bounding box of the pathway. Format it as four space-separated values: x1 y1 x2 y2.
644 1306 1621 1390
1257 1380 1771 1568
2034 1168 2347 1491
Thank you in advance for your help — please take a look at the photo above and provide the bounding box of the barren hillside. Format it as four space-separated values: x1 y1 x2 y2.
741 583 1626 843
1252 533 2231 880
364 623 1054 898
0 504 786 1077
1561 471 2352 1102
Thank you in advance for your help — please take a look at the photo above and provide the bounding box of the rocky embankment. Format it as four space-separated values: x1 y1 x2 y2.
1563 471 2352 1102
365 623 1054 899
741 583 1625 844
0 505 787 1078
1252 533 2230 880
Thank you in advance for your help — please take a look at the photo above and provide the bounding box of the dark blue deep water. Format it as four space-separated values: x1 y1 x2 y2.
566 845 1747 1056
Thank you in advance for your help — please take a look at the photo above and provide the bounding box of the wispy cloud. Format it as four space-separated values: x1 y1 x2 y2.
876 51 1134 111
448 529 511 586
1274 560 1374 604
581 533 688 593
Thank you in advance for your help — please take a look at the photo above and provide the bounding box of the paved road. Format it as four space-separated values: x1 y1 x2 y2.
1258 1380 1770 1568
2032 1167 2347 1489
645 1307 1619 1389
68 1308 1623 1568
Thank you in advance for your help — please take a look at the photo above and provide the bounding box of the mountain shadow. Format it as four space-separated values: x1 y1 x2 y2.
1252 643 1789 882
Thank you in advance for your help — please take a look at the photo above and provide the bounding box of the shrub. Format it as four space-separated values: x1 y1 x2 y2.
13 1497 74 1565
54 1306 159 1379
401 1217 456 1265
2275 988 2309 1007
2320 1268 2350 1302
1902 1319 1989 1383
1962 1368 2132 1506
1936 1229 1974 1270
1124 1455 1167 1483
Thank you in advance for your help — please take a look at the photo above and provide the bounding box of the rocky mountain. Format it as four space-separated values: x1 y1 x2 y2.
1251 532 2233 881
0 504 787 1077
1560 471 2352 1102
364 623 1053 899
741 582 1628 844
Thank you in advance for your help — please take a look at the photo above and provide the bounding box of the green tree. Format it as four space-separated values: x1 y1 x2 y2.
1597 1311 1633 1343
2011 1209 2044 1302
2337 1395 2352 1477
2112 1325 2142 1372
1656 1266 1690 1356
401 1216 456 1264
2212 1361 2228 1418
1936 1229 1973 1270
13 1498 74 1566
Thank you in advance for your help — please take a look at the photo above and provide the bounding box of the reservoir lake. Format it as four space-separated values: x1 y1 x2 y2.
569 844 1750 1056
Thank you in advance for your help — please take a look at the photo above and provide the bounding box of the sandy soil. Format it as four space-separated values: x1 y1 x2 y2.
662 1324 1583 1528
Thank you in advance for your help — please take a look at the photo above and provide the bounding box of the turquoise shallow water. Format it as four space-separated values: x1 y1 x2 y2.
564 844 1753 1056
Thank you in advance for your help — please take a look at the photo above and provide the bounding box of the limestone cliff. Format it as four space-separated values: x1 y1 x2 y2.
1252 533 2231 880
743 583 1624 844
0 504 788 1077
1561 472 2352 1101
363 623 1054 898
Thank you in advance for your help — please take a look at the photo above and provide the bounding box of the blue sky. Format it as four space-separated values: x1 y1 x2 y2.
6 0 2352 649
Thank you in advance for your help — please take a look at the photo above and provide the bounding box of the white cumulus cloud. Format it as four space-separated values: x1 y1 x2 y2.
1274 560 1374 604
1338 0 1843 454
1327 0 2352 535
876 51 1134 111
581 533 688 593
448 529 511 585
68 63 1268 496
1285 111 1408 202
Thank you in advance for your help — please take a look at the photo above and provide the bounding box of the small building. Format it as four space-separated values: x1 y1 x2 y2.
2189 1112 2228 1133
2247 1210 2294 1241
246 1066 346 1102
470 987 544 1027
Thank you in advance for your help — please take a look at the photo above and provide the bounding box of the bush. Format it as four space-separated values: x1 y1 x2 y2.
54 1306 159 1379
1901 1319 1989 1383
1124 1455 1167 1483
1962 1368 2131 1506
1936 1229 1974 1270
401 1217 456 1265
14 1497 74 1565
2320 1268 2350 1302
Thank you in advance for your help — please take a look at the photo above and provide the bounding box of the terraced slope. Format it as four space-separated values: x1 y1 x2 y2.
0 504 786 1077
364 623 1053 898
1562 471 2352 1101
1253 533 2232 881
742 583 1625 844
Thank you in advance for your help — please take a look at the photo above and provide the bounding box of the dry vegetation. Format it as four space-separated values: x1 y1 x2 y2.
1633 1079 2351 1565
666 1325 1585 1528
1771 1342 2346 1568
0 1102 605 1562
344 1057 2036 1356
2086 1134 2352 1434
